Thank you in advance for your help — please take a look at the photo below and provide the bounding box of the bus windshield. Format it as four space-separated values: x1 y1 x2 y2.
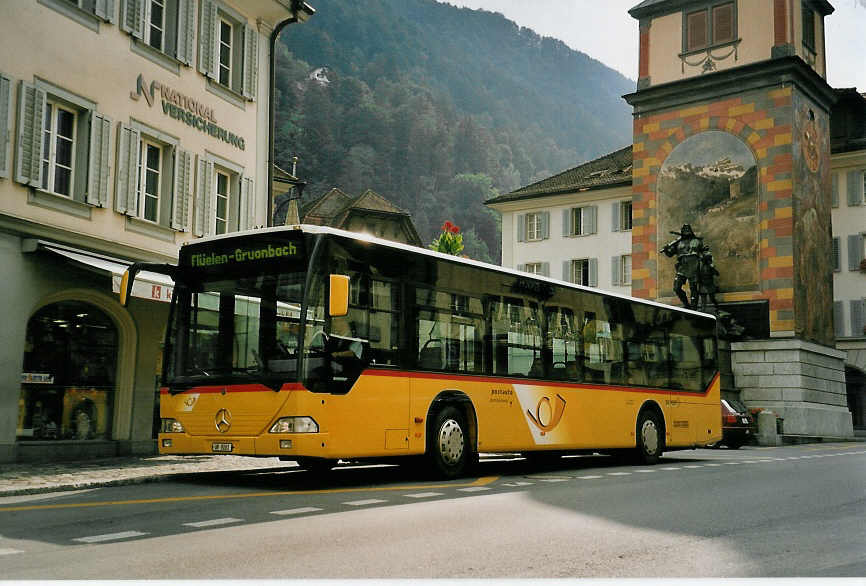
166 269 307 389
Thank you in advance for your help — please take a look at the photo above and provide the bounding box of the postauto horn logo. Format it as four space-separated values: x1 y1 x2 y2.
527 394 567 433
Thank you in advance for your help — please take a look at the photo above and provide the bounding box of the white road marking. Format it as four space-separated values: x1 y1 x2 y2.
705 463 723 467
270 507 323 516
344 499 388 506
607 472 632 476
183 517 243 528
724 462 741 465
659 467 681 471
683 465 703 469
635 469 656 473
0 548 24 556
539 478 571 483
403 492 444 498
502 481 534 486
577 475 604 479
457 486 490 492
73 531 148 543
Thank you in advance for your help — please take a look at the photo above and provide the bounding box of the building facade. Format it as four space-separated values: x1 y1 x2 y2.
0 0 305 462
488 0 858 437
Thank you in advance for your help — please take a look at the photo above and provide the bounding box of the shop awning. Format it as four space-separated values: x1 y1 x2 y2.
28 240 176 303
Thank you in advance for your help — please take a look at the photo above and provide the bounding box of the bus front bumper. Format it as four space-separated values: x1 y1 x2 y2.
158 432 331 457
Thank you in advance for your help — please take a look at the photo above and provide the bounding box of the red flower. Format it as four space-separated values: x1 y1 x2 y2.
450 225 460 234
442 221 453 231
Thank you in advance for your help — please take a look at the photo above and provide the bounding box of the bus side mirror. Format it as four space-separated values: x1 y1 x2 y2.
329 274 350 317
119 266 140 307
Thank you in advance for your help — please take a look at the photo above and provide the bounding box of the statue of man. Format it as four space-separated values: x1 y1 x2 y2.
660 224 703 309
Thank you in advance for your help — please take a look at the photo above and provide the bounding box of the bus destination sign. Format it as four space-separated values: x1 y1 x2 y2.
188 243 300 268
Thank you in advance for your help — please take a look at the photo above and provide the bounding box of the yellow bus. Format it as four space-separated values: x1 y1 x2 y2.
121 225 721 478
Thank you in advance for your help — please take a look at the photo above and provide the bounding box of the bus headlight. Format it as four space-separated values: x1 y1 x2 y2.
269 417 319 434
160 418 185 433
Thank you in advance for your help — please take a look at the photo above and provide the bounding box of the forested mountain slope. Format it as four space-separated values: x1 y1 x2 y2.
274 0 634 262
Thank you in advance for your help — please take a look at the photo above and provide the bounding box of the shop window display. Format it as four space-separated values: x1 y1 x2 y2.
17 301 117 441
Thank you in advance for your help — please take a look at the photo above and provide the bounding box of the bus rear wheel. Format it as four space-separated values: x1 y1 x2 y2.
428 406 472 479
635 410 664 465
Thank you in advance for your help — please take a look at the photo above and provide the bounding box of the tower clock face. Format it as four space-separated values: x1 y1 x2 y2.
802 118 820 173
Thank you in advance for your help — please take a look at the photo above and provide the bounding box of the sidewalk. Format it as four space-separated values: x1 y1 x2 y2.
0 455 294 497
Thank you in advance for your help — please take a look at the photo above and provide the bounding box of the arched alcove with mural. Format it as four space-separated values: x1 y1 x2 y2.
656 130 759 298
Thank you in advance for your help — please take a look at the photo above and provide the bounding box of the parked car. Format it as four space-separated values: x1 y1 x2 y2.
717 398 756 449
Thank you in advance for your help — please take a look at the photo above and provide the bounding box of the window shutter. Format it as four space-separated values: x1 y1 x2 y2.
588 205 598 234
239 176 255 230
15 81 46 187
850 299 864 337
541 211 550 240
94 0 116 23
562 261 571 282
516 264 525 272
87 112 111 207
847 170 863 206
0 73 11 179
687 10 708 50
589 258 598 287
121 0 145 40
172 148 192 230
848 234 863 271
611 256 621 286
834 301 845 338
831 173 839 208
242 24 259 100
562 209 570 237
198 0 219 80
114 124 140 215
833 237 840 271
195 157 215 236
175 0 196 66
712 3 734 43
517 214 525 242
611 202 620 232
541 262 550 277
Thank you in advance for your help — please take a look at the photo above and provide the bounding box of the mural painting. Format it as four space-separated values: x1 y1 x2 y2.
657 131 759 297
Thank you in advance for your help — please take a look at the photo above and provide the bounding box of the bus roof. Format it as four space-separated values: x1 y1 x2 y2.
183 224 717 321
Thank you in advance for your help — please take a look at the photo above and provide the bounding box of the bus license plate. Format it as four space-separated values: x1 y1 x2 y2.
212 442 233 452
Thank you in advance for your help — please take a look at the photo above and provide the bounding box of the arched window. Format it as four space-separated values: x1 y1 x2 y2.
17 301 118 441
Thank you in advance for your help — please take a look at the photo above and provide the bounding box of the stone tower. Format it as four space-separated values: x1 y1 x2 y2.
625 0 852 438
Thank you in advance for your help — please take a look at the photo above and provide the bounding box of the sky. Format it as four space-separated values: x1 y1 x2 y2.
442 0 866 92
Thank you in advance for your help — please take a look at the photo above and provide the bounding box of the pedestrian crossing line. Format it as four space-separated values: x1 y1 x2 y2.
344 499 388 506
0 548 24 555
683 465 703 469
607 472 632 476
183 517 243 528
538 478 571 483
635 469 656 473
270 507 323 516
403 492 445 498
577 475 604 479
457 486 491 492
502 481 534 487
659 467 681 471
724 462 740 465
705 463 723 467
73 531 149 544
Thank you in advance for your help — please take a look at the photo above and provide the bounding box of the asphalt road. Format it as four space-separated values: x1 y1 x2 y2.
1 443 864 578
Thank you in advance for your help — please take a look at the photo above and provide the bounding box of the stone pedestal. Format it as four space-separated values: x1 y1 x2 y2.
731 339 854 439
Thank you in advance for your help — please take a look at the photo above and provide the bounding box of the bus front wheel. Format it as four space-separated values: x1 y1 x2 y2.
635 410 664 465
429 405 472 479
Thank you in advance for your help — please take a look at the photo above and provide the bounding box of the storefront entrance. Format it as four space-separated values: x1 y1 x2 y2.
17 301 118 442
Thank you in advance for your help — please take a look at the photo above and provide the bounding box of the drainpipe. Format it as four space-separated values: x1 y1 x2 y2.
268 0 315 227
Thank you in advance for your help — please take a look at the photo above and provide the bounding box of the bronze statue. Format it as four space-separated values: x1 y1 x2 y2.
660 224 704 309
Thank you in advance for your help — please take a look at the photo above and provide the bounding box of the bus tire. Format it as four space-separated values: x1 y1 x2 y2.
635 410 664 465
428 405 471 479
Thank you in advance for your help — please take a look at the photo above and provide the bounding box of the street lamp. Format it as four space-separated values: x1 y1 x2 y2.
267 0 315 227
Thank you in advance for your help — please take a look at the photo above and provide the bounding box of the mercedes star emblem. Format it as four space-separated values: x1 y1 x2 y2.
215 408 232 433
